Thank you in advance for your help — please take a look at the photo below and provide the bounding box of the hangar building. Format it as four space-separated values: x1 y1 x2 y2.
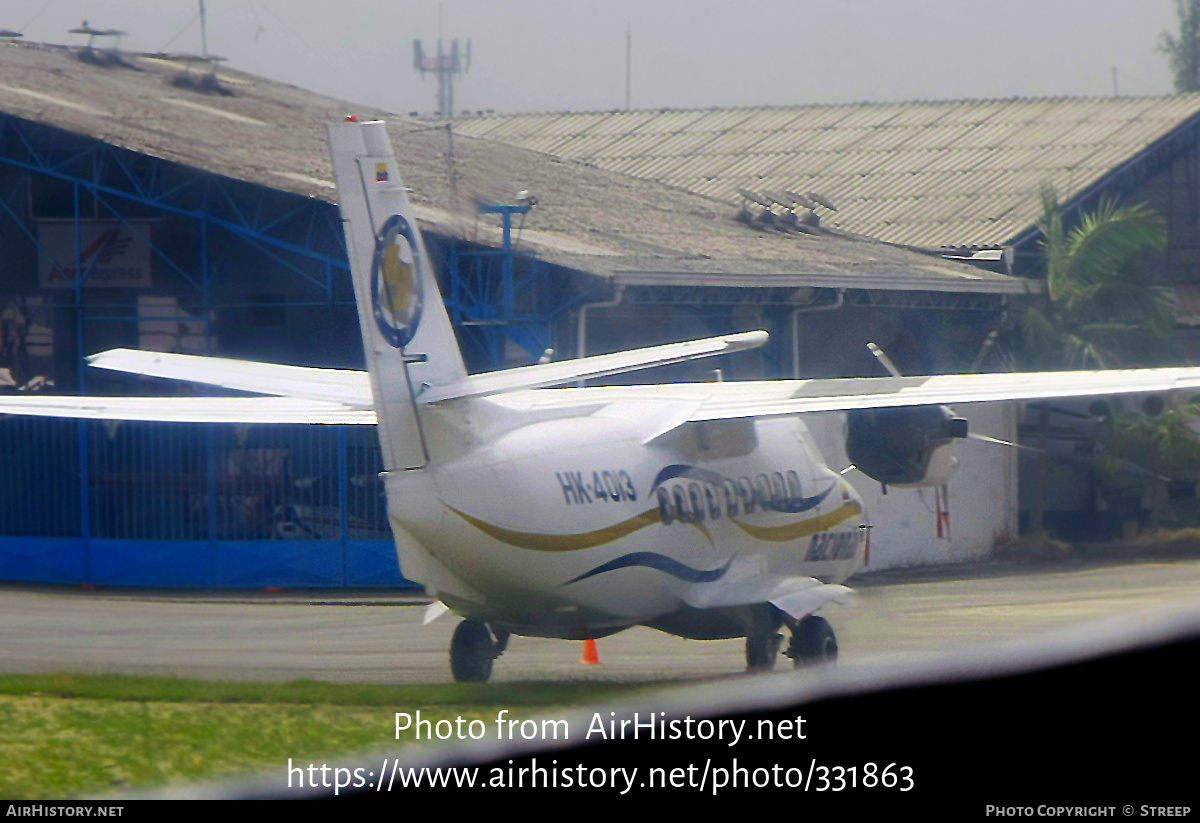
3 40 1185 585
456 95 1200 535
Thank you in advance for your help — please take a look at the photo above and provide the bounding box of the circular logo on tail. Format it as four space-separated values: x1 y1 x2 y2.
371 214 424 348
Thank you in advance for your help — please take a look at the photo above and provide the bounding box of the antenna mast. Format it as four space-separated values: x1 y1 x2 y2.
413 38 470 117
413 10 470 118
199 0 208 59
625 23 631 111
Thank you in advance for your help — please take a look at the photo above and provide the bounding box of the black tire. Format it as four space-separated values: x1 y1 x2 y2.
790 616 838 666
450 620 496 683
745 632 781 671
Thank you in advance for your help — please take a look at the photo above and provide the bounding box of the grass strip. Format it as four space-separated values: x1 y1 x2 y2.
0 672 649 706
0 673 661 799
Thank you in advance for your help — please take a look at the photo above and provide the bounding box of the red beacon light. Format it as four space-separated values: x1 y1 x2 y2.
345 114 359 122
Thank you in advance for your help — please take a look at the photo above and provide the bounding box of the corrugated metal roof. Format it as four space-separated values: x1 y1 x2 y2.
0 40 1026 296
455 95 1200 248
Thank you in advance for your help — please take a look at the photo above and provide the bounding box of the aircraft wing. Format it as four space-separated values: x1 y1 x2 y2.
688 368 1200 419
0 395 375 424
491 367 1200 420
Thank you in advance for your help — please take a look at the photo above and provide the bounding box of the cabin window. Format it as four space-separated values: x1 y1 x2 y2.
723 479 740 518
771 473 787 507
672 487 689 522
656 487 674 525
688 483 706 522
754 475 772 510
739 477 756 513
706 484 721 520
787 470 802 502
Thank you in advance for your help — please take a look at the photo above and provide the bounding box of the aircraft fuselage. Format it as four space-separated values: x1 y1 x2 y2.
386 412 867 639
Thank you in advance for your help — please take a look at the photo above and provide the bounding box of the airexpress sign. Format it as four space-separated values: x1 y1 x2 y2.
36 221 153 289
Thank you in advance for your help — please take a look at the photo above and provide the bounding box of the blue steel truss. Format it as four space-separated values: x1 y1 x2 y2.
0 114 352 324
441 201 585 368
0 114 571 587
0 113 624 587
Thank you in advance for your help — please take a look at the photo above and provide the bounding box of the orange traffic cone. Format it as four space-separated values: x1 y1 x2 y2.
581 638 600 665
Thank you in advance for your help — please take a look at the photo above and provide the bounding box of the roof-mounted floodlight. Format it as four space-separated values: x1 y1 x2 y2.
69 21 127 45
778 190 818 210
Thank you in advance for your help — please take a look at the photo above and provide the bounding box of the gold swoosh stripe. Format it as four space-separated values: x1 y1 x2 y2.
732 502 862 543
445 503 662 552
444 501 856 553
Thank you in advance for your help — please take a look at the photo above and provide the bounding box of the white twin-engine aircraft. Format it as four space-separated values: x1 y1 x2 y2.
7 118 1200 682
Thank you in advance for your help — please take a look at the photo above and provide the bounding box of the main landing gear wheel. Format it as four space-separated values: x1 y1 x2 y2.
745 632 783 671
450 620 498 683
786 616 838 667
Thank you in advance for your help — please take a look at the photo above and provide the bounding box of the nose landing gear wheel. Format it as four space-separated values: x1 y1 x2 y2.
450 620 498 683
786 616 838 667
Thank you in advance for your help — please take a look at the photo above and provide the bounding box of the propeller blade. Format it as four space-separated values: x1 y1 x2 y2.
867 342 903 378
967 433 1170 482
968 432 1040 453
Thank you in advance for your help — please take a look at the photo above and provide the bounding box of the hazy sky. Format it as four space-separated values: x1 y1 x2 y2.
4 1 1185 115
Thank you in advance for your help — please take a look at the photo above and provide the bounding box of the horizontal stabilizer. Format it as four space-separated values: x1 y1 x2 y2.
89 349 372 406
87 331 766 407
418 331 768 402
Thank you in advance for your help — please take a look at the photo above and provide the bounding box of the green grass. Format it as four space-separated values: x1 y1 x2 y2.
0 672 643 707
0 673 652 799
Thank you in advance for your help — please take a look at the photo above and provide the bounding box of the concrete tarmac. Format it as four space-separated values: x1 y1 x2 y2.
1 557 1198 684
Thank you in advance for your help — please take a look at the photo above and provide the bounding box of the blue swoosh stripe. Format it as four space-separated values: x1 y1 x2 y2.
652 464 719 488
563 552 733 586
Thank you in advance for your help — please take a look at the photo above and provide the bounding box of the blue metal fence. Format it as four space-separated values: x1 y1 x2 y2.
0 416 413 588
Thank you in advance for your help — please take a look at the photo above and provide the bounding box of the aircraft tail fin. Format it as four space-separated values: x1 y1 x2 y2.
326 118 467 469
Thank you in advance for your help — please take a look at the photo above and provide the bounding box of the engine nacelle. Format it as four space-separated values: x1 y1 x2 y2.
845 405 968 489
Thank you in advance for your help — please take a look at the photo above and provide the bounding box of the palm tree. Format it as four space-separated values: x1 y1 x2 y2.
1020 185 1172 370
1161 0 1200 93
1101 401 1200 530
1018 185 1173 535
